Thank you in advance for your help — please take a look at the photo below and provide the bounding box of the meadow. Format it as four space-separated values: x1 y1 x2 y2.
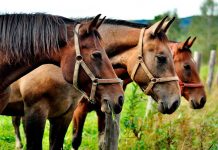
0 65 218 150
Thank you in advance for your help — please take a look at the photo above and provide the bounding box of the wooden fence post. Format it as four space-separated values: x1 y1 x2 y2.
100 113 120 150
145 96 155 117
193 51 201 73
207 50 216 91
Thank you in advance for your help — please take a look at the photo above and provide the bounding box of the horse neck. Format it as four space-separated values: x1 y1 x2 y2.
0 55 59 91
99 24 141 68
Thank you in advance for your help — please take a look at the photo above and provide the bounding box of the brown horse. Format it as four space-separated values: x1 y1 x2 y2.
0 13 125 150
0 13 124 114
2 17 180 149
169 37 206 108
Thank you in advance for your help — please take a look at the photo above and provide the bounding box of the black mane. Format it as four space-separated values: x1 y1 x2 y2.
0 13 76 63
75 17 149 28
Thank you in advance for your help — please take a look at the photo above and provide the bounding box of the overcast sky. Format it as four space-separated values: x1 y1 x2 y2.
0 0 216 19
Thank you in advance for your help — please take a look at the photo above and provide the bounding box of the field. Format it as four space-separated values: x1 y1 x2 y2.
0 65 218 150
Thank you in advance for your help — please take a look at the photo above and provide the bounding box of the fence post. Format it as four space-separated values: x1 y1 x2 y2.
193 51 201 73
145 96 155 117
100 113 120 150
207 50 216 91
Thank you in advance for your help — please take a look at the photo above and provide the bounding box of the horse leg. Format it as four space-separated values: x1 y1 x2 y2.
24 103 48 150
49 106 73 150
96 110 106 149
72 98 93 150
0 88 10 113
12 116 23 150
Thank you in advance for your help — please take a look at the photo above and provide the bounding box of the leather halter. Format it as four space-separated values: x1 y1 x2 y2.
179 81 204 94
73 24 123 104
130 28 179 94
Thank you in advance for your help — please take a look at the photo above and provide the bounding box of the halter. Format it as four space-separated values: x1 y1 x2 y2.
130 28 179 94
73 24 123 104
179 81 204 95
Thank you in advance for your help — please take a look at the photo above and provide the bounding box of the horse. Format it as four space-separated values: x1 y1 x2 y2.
2 17 181 149
169 37 206 108
0 13 125 150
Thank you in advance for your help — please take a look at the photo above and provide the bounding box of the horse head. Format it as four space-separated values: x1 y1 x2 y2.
171 37 206 109
127 17 181 114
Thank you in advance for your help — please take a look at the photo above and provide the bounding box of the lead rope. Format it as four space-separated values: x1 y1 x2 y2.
131 28 179 94
73 24 123 104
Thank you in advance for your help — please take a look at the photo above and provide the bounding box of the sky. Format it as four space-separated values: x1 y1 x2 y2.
0 0 216 20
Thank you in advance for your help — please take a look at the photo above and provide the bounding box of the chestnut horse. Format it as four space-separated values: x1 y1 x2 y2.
169 37 206 108
2 17 181 149
0 13 125 150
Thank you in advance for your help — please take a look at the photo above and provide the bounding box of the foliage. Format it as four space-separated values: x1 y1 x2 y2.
150 0 218 63
151 10 185 41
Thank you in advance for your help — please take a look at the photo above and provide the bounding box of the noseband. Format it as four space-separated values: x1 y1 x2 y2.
131 28 179 94
73 24 123 104
179 81 204 95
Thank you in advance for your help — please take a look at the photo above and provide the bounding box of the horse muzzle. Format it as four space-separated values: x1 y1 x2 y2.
158 97 180 114
100 95 124 114
190 96 206 109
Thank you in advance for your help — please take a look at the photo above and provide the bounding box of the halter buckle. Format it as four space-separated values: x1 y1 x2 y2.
76 55 83 61
138 55 143 60
89 99 96 104
151 78 157 83
92 78 98 85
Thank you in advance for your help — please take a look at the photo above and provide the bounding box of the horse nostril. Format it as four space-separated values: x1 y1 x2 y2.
200 96 206 106
118 96 124 106
172 99 179 110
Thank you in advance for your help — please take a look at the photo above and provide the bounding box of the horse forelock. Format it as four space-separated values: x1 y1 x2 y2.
0 13 69 63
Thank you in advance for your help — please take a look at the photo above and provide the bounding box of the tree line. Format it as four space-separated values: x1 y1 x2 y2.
152 0 218 63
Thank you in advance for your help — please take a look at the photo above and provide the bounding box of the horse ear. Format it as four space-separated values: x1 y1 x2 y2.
182 36 191 49
162 17 175 33
187 37 197 48
96 16 106 29
150 16 168 36
88 14 101 32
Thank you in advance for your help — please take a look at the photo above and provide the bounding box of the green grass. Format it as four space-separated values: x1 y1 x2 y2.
0 65 218 149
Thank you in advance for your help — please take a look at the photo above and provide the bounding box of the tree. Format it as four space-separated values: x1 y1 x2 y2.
152 10 184 41
188 0 218 62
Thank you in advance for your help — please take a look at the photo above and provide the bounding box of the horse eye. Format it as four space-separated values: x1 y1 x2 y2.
156 55 167 64
184 64 191 70
91 51 102 60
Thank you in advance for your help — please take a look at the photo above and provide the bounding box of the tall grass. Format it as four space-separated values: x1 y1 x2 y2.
0 65 217 149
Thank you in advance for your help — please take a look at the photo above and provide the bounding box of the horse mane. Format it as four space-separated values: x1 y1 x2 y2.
75 17 149 28
0 13 76 63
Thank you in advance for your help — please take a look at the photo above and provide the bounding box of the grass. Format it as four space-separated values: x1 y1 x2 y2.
0 65 218 149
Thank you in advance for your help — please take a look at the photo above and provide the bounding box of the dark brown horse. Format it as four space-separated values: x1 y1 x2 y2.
2 17 181 149
0 13 125 150
0 13 124 114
